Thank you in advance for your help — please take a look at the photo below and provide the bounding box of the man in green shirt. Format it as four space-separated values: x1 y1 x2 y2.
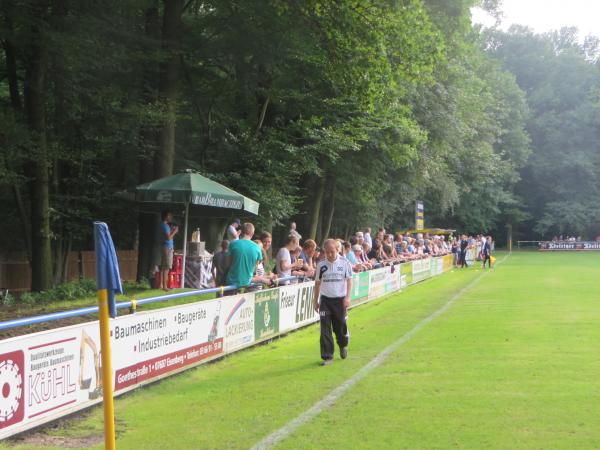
226 222 262 290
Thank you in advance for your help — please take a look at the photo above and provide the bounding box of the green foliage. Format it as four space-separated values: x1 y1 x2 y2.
0 0 533 286
487 27 600 238
13 279 97 305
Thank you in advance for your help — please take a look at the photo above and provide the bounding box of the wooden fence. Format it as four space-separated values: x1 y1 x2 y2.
0 250 138 294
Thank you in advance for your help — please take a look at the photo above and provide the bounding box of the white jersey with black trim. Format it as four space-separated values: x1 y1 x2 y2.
315 256 353 298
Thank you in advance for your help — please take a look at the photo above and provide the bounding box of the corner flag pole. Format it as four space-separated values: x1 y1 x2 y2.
94 222 123 450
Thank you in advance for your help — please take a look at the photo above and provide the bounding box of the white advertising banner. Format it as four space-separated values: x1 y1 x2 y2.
412 258 431 282
436 257 444 275
0 321 100 440
279 282 318 333
0 297 227 439
384 265 402 294
221 293 255 352
368 267 388 300
112 299 224 393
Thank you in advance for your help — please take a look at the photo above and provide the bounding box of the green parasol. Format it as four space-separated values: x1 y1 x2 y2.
135 170 259 215
135 170 260 287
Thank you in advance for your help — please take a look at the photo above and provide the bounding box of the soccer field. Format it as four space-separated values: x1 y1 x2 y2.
5 251 600 449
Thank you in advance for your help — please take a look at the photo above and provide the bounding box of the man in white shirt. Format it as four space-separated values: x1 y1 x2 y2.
313 239 353 365
275 235 303 281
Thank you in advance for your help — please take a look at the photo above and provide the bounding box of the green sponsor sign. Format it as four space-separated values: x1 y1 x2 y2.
401 262 413 285
255 289 279 340
350 272 370 303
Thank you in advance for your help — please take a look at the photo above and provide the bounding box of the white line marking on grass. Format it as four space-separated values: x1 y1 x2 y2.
251 254 510 450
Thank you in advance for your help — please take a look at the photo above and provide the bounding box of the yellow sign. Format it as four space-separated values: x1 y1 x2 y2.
415 201 424 231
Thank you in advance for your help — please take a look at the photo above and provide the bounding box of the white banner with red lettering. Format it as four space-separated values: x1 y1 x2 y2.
0 296 231 439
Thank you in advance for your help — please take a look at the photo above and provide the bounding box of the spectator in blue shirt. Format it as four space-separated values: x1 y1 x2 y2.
159 211 178 290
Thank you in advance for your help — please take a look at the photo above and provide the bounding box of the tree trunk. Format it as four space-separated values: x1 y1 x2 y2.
198 218 228 254
13 185 32 262
322 178 336 241
24 0 52 291
136 1 161 283
308 174 326 240
154 0 183 178
3 39 21 109
52 236 71 284
316 200 323 243
3 12 32 262
49 0 69 284
140 0 183 284
255 96 270 137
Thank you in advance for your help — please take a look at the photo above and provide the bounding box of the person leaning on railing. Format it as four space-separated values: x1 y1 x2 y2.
276 235 304 283
259 231 272 272
351 244 371 271
299 239 317 278
225 222 263 294
291 245 306 280
249 240 275 290
342 241 362 272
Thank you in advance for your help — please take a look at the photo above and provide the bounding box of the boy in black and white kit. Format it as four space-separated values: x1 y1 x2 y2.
313 239 353 366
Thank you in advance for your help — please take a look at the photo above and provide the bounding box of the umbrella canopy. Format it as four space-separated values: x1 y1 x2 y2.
134 170 260 288
135 170 259 215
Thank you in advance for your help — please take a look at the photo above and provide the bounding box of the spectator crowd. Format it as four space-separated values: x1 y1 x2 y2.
212 220 494 293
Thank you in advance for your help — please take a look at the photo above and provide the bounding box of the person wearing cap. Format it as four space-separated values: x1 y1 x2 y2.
227 219 241 241
313 239 353 365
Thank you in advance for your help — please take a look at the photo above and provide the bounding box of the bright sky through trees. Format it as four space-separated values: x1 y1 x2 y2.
472 0 600 40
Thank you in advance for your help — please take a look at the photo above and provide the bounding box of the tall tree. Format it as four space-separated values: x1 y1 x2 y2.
23 0 52 290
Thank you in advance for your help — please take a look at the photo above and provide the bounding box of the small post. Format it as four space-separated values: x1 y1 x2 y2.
94 222 122 450
97 288 116 450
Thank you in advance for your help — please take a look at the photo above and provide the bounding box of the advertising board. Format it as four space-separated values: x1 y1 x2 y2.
254 289 280 341
368 267 388 300
412 258 431 283
442 254 453 272
0 298 226 439
400 262 413 287
384 265 402 294
350 272 370 304
279 282 318 333
539 241 600 251
222 293 255 352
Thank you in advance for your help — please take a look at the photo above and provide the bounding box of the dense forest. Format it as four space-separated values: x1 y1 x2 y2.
1 0 599 291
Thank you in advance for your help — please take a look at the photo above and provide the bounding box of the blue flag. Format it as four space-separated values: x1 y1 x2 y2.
94 222 123 318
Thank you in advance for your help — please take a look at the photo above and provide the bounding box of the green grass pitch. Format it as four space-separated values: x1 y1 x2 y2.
5 251 600 449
